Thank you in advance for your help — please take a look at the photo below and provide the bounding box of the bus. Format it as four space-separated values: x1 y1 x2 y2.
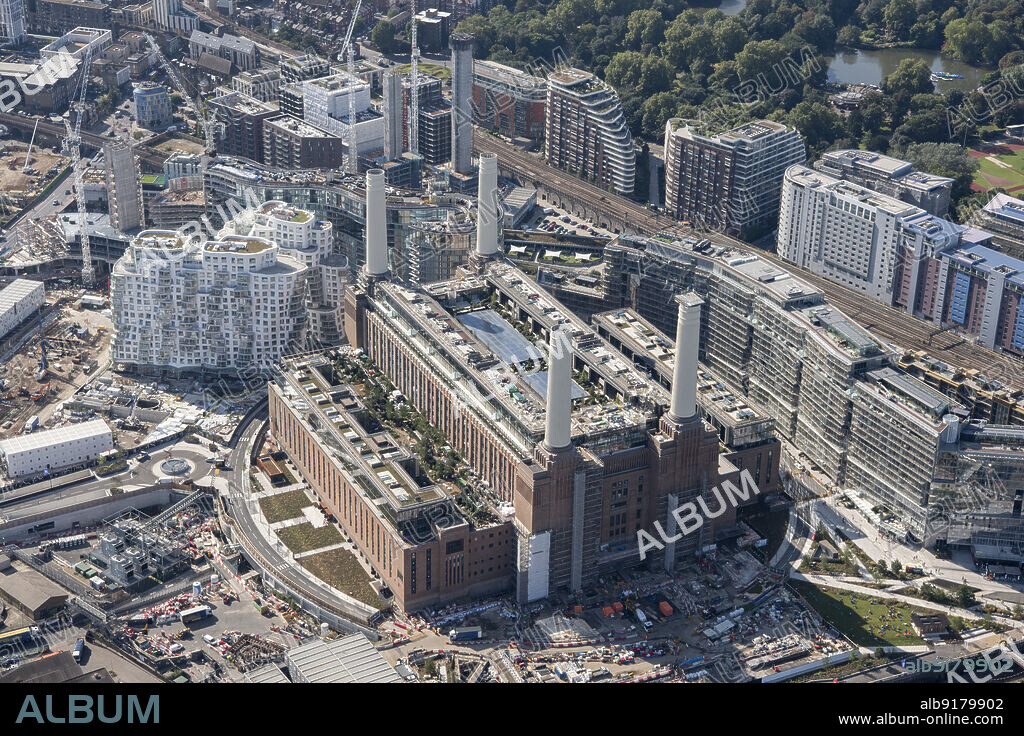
71 638 85 662
0 626 41 649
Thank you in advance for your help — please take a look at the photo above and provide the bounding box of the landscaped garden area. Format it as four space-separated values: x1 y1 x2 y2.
258 489 313 523
299 547 384 610
791 581 930 647
276 522 343 554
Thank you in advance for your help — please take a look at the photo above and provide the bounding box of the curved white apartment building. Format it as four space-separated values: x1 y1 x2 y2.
226 200 349 346
545 68 635 196
110 229 307 375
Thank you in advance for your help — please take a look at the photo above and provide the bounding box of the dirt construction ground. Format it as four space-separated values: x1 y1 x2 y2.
0 141 67 194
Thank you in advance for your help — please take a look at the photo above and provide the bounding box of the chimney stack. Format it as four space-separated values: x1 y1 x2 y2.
543 326 573 451
669 293 703 422
365 169 388 277
476 152 500 258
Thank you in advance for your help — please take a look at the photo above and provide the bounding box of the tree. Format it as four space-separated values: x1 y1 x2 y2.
956 585 976 608
837 25 862 47
639 55 674 96
735 40 788 93
604 50 644 91
624 8 665 50
890 559 902 574
784 100 845 155
882 0 915 37
882 58 933 97
371 20 397 54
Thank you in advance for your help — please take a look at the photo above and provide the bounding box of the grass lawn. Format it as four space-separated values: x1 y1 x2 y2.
972 146 1024 191
299 547 384 610
392 62 450 80
258 489 312 523
276 522 342 553
791 581 930 647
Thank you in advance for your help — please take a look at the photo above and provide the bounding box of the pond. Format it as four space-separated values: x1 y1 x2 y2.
826 48 989 93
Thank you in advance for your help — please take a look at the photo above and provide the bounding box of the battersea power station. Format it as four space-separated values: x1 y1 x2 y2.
267 154 766 612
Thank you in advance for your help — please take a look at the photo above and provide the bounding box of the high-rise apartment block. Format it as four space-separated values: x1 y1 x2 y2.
472 59 546 141
262 115 347 170
105 140 143 233
663 118 805 236
110 229 307 375
208 91 279 163
224 201 347 346
545 68 635 196
152 0 197 33
302 73 384 159
778 164 1024 360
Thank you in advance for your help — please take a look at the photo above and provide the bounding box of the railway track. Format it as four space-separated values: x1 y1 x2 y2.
474 131 1024 388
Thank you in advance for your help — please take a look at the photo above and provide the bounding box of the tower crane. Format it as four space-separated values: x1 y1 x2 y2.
62 43 95 288
23 118 38 173
409 0 419 156
341 0 363 174
144 33 220 162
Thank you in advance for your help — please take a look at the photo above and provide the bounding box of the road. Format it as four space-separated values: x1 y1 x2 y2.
214 405 380 637
474 132 1024 387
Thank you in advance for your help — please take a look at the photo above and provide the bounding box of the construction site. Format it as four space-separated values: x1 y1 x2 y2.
0 137 68 226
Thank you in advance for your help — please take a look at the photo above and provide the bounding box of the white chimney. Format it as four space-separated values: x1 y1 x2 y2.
476 152 500 257
669 294 703 421
544 326 572 450
365 169 388 277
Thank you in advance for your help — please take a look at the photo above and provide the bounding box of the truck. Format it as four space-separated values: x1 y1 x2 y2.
71 638 85 663
448 626 482 642
179 605 211 624
24 415 38 432
904 564 924 576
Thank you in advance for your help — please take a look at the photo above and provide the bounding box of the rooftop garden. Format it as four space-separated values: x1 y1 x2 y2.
299 547 385 610
258 489 311 523
276 522 343 554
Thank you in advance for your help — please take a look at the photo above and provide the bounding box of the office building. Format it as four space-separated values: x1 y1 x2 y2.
26 0 109 36
232 67 281 103
472 59 546 141
132 83 172 130
152 0 197 33
208 91 279 163
814 149 954 218
189 30 258 72
663 118 805 236
105 140 144 232
262 116 346 170
110 228 307 375
0 418 112 479
302 73 385 159
545 68 635 196
449 32 473 174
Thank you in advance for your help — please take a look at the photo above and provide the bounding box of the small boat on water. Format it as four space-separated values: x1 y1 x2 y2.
930 71 965 82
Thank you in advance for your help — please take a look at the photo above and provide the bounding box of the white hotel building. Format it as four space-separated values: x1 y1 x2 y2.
777 165 940 305
110 229 307 375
